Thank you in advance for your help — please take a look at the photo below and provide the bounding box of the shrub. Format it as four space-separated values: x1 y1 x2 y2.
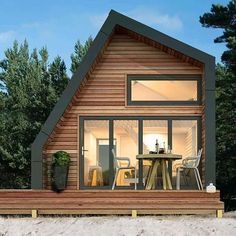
52 151 70 167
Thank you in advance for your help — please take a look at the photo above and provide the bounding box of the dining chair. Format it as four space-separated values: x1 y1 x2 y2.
176 148 203 190
112 149 137 190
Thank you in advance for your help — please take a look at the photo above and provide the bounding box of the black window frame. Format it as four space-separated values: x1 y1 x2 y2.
79 116 201 190
127 75 202 106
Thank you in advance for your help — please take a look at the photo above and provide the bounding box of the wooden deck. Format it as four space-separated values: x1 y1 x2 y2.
0 190 224 217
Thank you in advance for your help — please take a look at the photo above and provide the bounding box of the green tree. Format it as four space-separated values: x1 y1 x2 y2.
200 1 236 210
0 40 69 188
200 1 236 73
0 36 93 188
70 36 93 73
49 56 69 97
215 64 236 209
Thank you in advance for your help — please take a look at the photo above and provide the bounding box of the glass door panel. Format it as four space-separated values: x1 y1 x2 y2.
113 120 138 187
142 120 168 184
83 120 109 187
143 120 168 154
172 120 198 177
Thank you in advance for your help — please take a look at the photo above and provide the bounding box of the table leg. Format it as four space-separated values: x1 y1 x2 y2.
146 161 159 190
151 161 160 189
138 159 144 189
165 161 172 190
145 161 153 188
145 162 153 190
161 160 167 190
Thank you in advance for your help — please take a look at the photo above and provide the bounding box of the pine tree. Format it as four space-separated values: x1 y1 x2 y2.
49 56 69 97
215 64 236 210
70 36 93 74
200 1 236 210
0 35 94 188
200 1 236 74
0 41 69 188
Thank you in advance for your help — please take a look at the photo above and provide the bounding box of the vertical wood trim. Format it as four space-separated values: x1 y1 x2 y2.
109 119 114 187
77 115 80 190
138 119 144 189
79 117 84 189
168 119 172 178
125 74 128 106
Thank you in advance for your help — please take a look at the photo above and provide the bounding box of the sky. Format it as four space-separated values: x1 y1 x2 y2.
0 0 229 74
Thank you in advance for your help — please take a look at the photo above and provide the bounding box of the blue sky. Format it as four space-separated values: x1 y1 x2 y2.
0 0 228 73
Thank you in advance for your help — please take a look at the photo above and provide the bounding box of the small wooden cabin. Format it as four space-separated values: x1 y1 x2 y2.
0 10 223 217
32 9 217 190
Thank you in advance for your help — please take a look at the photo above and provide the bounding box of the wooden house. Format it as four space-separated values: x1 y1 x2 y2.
0 10 224 217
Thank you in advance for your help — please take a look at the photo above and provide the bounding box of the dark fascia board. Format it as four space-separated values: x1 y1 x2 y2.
108 10 215 62
31 9 215 161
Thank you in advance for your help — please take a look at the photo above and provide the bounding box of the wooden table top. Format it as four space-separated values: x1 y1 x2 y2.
136 153 182 160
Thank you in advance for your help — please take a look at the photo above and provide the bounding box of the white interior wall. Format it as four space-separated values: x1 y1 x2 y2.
119 135 137 166
84 131 97 184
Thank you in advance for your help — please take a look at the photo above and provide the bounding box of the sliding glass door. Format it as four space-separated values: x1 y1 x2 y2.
79 117 201 189
172 120 199 186
113 120 138 187
82 120 110 187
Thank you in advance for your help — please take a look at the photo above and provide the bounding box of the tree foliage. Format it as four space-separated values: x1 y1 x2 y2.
0 40 69 188
200 1 236 73
0 37 92 188
200 1 236 210
215 64 236 209
70 36 93 74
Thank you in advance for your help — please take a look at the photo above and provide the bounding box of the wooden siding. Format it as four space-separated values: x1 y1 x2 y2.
43 31 204 190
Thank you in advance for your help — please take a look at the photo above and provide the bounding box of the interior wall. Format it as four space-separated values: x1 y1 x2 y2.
84 131 97 185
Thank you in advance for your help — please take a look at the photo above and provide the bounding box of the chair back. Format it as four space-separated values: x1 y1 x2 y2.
111 148 119 168
195 148 203 167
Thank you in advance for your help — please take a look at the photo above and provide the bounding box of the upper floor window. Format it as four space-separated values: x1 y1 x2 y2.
127 75 201 106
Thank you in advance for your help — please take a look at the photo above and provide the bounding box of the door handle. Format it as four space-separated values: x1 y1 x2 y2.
82 146 88 156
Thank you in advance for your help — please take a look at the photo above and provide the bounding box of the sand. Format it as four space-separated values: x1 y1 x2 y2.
0 212 235 236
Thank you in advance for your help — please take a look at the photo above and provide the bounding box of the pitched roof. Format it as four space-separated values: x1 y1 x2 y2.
32 9 215 162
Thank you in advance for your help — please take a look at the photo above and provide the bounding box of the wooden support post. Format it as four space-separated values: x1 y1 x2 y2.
132 210 137 218
32 209 38 219
216 210 223 218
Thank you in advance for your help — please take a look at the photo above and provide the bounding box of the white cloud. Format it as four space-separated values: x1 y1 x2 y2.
129 7 183 31
0 31 15 43
89 7 183 32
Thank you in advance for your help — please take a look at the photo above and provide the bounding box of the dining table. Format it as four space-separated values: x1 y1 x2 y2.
136 153 182 190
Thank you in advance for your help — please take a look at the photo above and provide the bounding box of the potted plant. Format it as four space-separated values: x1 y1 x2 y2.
51 151 70 192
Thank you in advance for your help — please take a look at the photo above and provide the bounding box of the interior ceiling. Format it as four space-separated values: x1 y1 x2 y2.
85 120 197 137
85 120 196 128
133 80 197 100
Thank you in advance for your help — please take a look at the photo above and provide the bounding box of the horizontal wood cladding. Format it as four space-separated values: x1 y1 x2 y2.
0 190 224 216
43 32 204 190
114 27 204 68
0 190 221 198
69 106 203 116
75 33 203 107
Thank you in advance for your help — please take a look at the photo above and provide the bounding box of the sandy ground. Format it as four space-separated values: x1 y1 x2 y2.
0 212 235 236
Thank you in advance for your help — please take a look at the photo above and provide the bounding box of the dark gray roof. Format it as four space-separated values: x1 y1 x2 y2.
32 9 215 161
